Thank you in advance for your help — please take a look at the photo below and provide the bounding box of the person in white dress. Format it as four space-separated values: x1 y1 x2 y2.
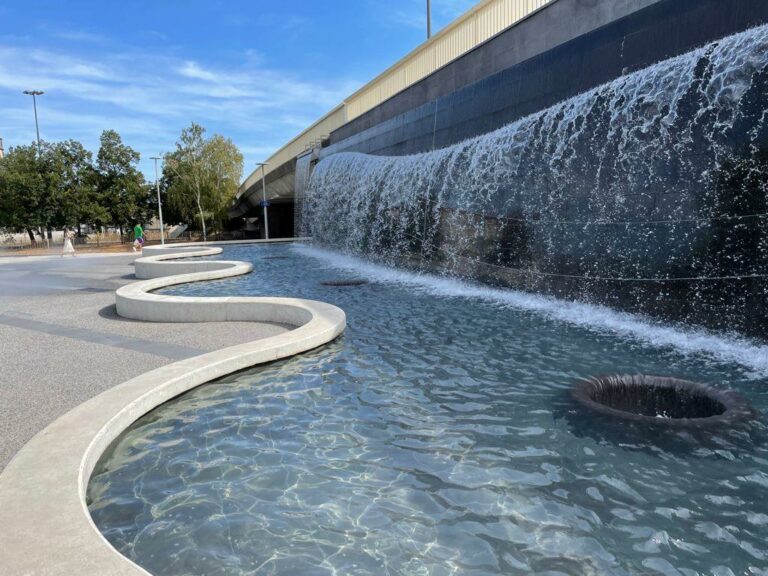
62 228 76 257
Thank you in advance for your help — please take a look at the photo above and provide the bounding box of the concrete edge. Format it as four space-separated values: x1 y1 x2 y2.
0 241 346 576
134 246 231 279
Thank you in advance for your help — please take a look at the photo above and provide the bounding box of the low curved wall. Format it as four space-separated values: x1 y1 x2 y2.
134 247 238 279
0 242 346 576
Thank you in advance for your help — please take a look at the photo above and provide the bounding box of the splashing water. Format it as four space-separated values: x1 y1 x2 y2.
301 25 768 336
296 244 768 377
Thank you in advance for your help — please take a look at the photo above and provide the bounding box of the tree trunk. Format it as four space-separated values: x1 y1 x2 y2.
196 194 207 242
26 228 36 246
119 224 124 243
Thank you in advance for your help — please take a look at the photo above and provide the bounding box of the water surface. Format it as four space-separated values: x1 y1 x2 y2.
88 244 768 576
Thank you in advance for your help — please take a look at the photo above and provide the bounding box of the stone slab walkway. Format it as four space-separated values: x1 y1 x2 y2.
0 253 288 470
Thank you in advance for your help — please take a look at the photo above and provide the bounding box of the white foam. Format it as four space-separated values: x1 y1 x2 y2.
296 244 768 377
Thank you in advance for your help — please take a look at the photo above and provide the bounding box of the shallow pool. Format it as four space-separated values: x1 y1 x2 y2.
88 244 768 575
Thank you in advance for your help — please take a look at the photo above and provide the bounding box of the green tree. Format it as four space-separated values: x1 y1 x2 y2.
166 123 208 240
46 140 104 232
2 133 155 244
0 143 53 244
165 123 243 240
206 134 244 231
95 130 150 236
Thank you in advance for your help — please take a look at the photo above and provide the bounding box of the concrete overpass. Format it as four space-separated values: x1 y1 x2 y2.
231 0 554 235
231 0 767 238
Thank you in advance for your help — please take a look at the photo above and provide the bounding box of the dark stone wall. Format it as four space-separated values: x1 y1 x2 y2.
305 0 768 339
325 0 768 159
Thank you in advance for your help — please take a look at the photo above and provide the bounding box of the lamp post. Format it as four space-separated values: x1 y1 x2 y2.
23 90 44 154
427 0 432 39
23 90 48 248
150 156 165 245
255 162 270 239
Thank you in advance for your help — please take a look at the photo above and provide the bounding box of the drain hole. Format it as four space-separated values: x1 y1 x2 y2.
263 256 289 260
321 279 369 287
571 375 753 426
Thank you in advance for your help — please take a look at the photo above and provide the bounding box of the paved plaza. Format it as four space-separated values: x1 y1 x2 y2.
0 252 289 470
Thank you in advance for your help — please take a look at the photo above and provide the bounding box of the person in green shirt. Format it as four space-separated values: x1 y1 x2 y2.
132 223 146 252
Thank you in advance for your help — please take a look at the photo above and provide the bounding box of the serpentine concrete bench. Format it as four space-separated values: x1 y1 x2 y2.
0 242 346 575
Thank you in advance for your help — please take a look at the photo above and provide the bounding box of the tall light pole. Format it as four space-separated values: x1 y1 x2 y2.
150 156 165 245
427 0 432 39
23 90 48 248
23 90 44 154
255 162 270 239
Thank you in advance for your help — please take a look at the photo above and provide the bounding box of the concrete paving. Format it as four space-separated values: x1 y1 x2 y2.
0 252 290 470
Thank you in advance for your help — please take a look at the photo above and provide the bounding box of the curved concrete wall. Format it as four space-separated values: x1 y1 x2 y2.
0 243 346 576
134 247 236 279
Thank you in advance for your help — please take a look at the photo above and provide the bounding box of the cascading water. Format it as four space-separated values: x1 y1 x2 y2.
293 152 313 237
300 25 768 337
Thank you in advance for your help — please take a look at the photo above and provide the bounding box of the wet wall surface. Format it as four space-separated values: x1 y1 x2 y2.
306 0 768 338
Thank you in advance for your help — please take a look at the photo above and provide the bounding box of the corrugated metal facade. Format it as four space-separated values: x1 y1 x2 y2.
344 0 550 120
239 0 551 192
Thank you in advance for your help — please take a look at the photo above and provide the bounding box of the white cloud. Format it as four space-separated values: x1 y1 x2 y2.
0 41 361 178
380 0 475 33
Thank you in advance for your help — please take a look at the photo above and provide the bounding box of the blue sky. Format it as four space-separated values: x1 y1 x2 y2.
0 0 473 179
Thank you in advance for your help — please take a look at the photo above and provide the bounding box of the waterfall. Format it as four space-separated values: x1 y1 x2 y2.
294 152 313 237
300 24 768 336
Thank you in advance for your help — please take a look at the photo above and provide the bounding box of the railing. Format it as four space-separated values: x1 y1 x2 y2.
0 230 202 251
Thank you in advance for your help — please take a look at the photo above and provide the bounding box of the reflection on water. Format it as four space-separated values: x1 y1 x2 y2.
88 244 768 576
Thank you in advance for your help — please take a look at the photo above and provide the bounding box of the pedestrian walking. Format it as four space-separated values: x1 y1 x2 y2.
132 222 146 252
62 227 76 257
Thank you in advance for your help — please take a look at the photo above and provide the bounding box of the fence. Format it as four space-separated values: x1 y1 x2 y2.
0 230 204 251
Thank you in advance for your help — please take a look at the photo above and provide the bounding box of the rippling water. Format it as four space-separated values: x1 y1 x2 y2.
88 244 768 576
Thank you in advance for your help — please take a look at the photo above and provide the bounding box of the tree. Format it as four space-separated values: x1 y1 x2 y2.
1 132 156 245
165 123 243 240
46 140 104 232
166 123 208 240
206 134 244 232
0 144 48 244
95 130 150 236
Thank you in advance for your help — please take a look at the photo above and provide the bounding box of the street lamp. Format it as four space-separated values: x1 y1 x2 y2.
255 162 270 240
23 90 44 154
427 0 432 39
23 90 48 248
150 156 165 245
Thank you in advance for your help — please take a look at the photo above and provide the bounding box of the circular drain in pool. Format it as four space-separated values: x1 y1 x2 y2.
321 279 369 287
571 375 753 428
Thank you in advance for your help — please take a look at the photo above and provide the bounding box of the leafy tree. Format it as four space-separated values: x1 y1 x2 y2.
95 130 150 236
1 131 157 244
46 140 105 231
0 144 50 244
156 167 186 226
165 123 243 240
206 134 244 231
166 123 208 240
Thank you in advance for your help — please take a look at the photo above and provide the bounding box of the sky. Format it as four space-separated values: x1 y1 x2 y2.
0 0 474 180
